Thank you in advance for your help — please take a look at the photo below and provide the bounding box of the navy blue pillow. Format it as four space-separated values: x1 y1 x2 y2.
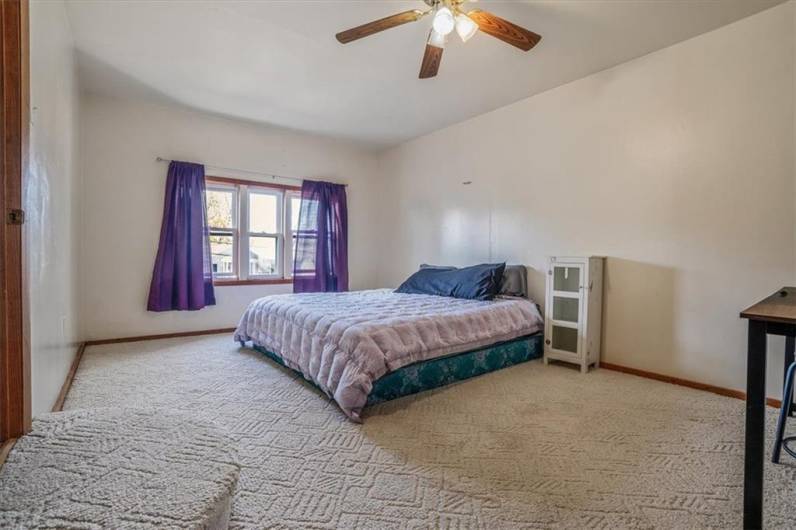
396 263 506 301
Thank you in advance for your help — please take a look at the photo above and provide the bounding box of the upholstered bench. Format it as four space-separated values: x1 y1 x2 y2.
0 408 239 529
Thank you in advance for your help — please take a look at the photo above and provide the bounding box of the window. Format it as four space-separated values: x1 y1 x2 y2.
206 185 237 278
206 177 301 285
290 195 319 277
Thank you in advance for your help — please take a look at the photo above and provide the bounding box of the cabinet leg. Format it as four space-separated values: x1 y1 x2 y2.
580 363 588 374
786 336 795 417
543 356 549 365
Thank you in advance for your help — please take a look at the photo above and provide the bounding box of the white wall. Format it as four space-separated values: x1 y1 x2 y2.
73 2 796 402
79 95 383 341
378 2 795 399
27 0 81 415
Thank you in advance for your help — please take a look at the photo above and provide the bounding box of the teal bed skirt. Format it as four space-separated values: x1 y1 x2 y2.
251 332 543 407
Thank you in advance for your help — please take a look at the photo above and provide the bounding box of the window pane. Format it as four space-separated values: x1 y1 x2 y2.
210 234 234 275
249 236 277 275
296 199 319 231
293 234 316 272
290 197 301 231
250 193 278 233
206 189 234 229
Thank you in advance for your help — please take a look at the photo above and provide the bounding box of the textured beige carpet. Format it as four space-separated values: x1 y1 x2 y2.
0 408 239 529
65 335 796 529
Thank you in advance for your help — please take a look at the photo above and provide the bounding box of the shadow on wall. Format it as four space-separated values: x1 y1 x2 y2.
526 266 546 310
601 258 677 373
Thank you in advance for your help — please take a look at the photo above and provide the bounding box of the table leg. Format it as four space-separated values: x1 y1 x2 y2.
744 319 767 530
785 336 794 417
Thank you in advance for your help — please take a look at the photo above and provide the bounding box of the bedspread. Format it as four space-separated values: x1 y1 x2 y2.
233 289 544 421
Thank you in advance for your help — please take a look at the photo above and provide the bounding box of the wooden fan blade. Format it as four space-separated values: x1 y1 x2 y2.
336 10 426 44
467 10 541 51
419 44 443 79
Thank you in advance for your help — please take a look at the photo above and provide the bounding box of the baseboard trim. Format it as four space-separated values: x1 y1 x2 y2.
84 328 236 347
56 336 786 420
600 362 783 409
0 438 17 469
52 342 86 413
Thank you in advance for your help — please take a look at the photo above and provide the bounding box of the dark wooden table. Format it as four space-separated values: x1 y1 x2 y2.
740 287 796 529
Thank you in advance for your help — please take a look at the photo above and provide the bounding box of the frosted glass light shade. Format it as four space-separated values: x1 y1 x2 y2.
455 14 478 42
432 7 455 36
427 29 446 49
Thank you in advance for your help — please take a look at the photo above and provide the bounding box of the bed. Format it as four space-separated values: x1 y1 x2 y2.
234 270 544 421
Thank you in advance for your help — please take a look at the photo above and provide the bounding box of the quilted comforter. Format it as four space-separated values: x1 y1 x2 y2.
233 289 544 421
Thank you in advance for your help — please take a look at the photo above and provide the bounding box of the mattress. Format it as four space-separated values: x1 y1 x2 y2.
234 289 544 421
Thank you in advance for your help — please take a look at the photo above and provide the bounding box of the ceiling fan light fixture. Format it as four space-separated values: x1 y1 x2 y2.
335 3 541 80
455 13 478 42
432 6 455 36
427 28 446 49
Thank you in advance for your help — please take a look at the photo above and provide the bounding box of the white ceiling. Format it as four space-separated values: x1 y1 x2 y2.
66 0 785 149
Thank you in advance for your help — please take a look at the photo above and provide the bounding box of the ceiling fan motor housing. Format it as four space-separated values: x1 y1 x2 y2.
424 0 468 7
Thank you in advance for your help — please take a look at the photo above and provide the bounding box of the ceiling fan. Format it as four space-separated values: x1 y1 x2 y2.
335 0 541 79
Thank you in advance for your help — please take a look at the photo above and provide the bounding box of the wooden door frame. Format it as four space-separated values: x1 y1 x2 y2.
0 0 30 443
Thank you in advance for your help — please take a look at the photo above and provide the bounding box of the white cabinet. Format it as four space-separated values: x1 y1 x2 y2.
543 256 604 373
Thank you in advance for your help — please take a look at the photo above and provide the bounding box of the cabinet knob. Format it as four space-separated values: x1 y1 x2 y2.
545 339 551 345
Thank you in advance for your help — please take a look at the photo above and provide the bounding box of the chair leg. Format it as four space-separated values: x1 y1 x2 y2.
786 337 795 417
772 362 796 464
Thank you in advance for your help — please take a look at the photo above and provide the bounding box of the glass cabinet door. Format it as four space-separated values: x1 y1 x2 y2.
552 296 579 322
549 264 583 355
553 266 580 292
551 325 578 353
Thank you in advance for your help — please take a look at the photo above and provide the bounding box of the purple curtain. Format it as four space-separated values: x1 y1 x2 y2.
147 161 216 311
293 180 348 293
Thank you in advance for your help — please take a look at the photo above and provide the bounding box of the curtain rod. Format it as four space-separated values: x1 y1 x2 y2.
155 157 348 187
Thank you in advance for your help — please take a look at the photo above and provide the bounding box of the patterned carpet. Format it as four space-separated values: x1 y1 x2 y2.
0 408 238 529
64 335 796 529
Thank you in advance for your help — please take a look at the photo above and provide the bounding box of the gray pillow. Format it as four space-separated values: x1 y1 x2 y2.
419 263 527 298
499 265 528 298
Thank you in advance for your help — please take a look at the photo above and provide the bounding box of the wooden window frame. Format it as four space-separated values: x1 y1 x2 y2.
246 187 284 279
1 0 30 443
206 183 238 280
206 176 301 287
